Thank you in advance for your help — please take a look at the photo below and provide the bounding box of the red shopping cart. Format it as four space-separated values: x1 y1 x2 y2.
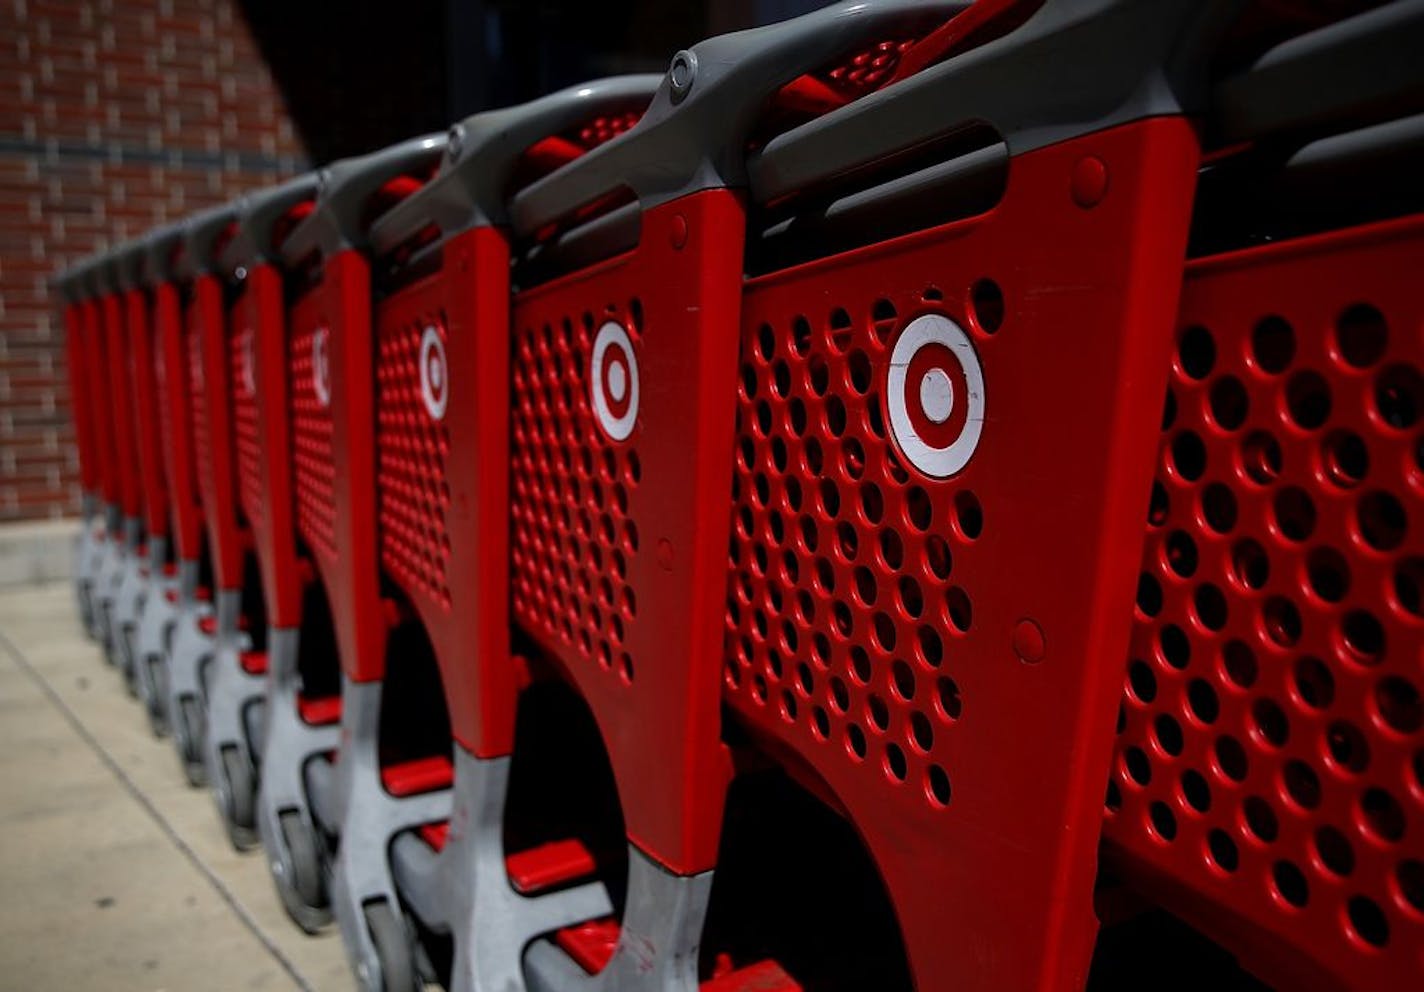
277 133 450 990
1102 4 1424 990
219 172 342 931
363 76 660 990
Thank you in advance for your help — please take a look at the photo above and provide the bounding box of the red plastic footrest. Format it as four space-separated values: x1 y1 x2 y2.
239 650 267 675
554 918 620 975
380 755 454 797
296 694 341 726
704 959 800 992
198 615 217 636
418 821 450 851
507 839 598 894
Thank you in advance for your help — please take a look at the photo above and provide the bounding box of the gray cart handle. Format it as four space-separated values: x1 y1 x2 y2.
1214 0 1424 145
280 133 447 266
176 200 242 281
139 224 186 290
510 0 963 239
370 75 661 257
221 172 322 274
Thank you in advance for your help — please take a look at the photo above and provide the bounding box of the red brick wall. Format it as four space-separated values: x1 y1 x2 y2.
0 0 305 522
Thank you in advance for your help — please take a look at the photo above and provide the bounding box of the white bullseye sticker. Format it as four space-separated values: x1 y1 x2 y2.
589 320 639 441
419 324 448 421
886 313 985 478
311 325 331 408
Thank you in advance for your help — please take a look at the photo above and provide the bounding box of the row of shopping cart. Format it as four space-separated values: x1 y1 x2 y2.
54 1 1423 989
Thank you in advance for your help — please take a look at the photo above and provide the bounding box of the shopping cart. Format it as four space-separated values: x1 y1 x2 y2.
362 76 660 991
220 172 341 931
1101 4 1424 990
278 133 450 991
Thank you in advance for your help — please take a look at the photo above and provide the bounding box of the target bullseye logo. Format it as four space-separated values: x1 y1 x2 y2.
590 320 639 442
311 325 331 408
419 324 448 421
886 313 985 478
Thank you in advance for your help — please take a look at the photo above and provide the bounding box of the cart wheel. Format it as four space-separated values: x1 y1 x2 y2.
145 655 169 737
364 900 419 992
220 746 258 850
178 696 207 787
275 809 330 932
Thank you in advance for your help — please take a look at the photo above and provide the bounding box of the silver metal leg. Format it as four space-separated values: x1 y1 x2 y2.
165 559 216 787
74 494 106 640
110 518 150 698
91 512 133 666
258 625 341 932
524 848 714 992
390 747 612 992
328 677 452 992
201 588 262 850
134 540 180 736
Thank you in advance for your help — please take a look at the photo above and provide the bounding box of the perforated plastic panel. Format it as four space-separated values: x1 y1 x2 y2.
289 290 338 566
1104 215 1424 992
103 292 143 518
511 309 641 683
376 286 452 608
721 120 1201 991
186 299 212 519
511 193 744 873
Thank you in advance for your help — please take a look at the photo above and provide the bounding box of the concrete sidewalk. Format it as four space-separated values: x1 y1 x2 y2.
0 581 351 991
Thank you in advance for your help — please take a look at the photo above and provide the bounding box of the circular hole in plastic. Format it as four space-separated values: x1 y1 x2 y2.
909 710 934 753
846 722 867 759
1322 430 1369 489
1314 825 1354 877
1252 316 1295 374
1292 656 1334 710
1360 787 1405 842
1172 432 1207 481
1348 896 1390 948
1326 720 1372 774
1357 491 1407 552
1241 431 1283 486
1166 531 1198 578
1374 363 1423 430
1159 624 1191 669
1181 769 1212 812
927 764 952 806
1285 371 1332 430
1231 539 1270 590
1342 609 1386 665
1244 795 1279 842
1210 376 1249 431
1137 572 1163 617
1187 678 1220 724
1394 558 1424 618
970 279 1004 334
885 742 908 781
1155 714 1184 757
1306 547 1351 604
936 677 962 722
1273 486 1317 542
1396 860 1424 915
1282 759 1321 810
1223 640 1259 689
917 626 944 668
1124 746 1152 786
1149 801 1178 841
1252 698 1290 748
1376 676 1423 734
1216 734 1250 781
1334 303 1388 370
1208 829 1239 872
1272 860 1309 908
954 490 983 540
1128 660 1157 703
1194 584 1228 632
945 587 972 634
1201 483 1238 534
1262 596 1302 647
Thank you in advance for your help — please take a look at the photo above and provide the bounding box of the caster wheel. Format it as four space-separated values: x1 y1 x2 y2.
144 655 169 737
274 809 329 933
121 633 140 699
177 696 207 787
363 900 419 992
219 747 259 851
